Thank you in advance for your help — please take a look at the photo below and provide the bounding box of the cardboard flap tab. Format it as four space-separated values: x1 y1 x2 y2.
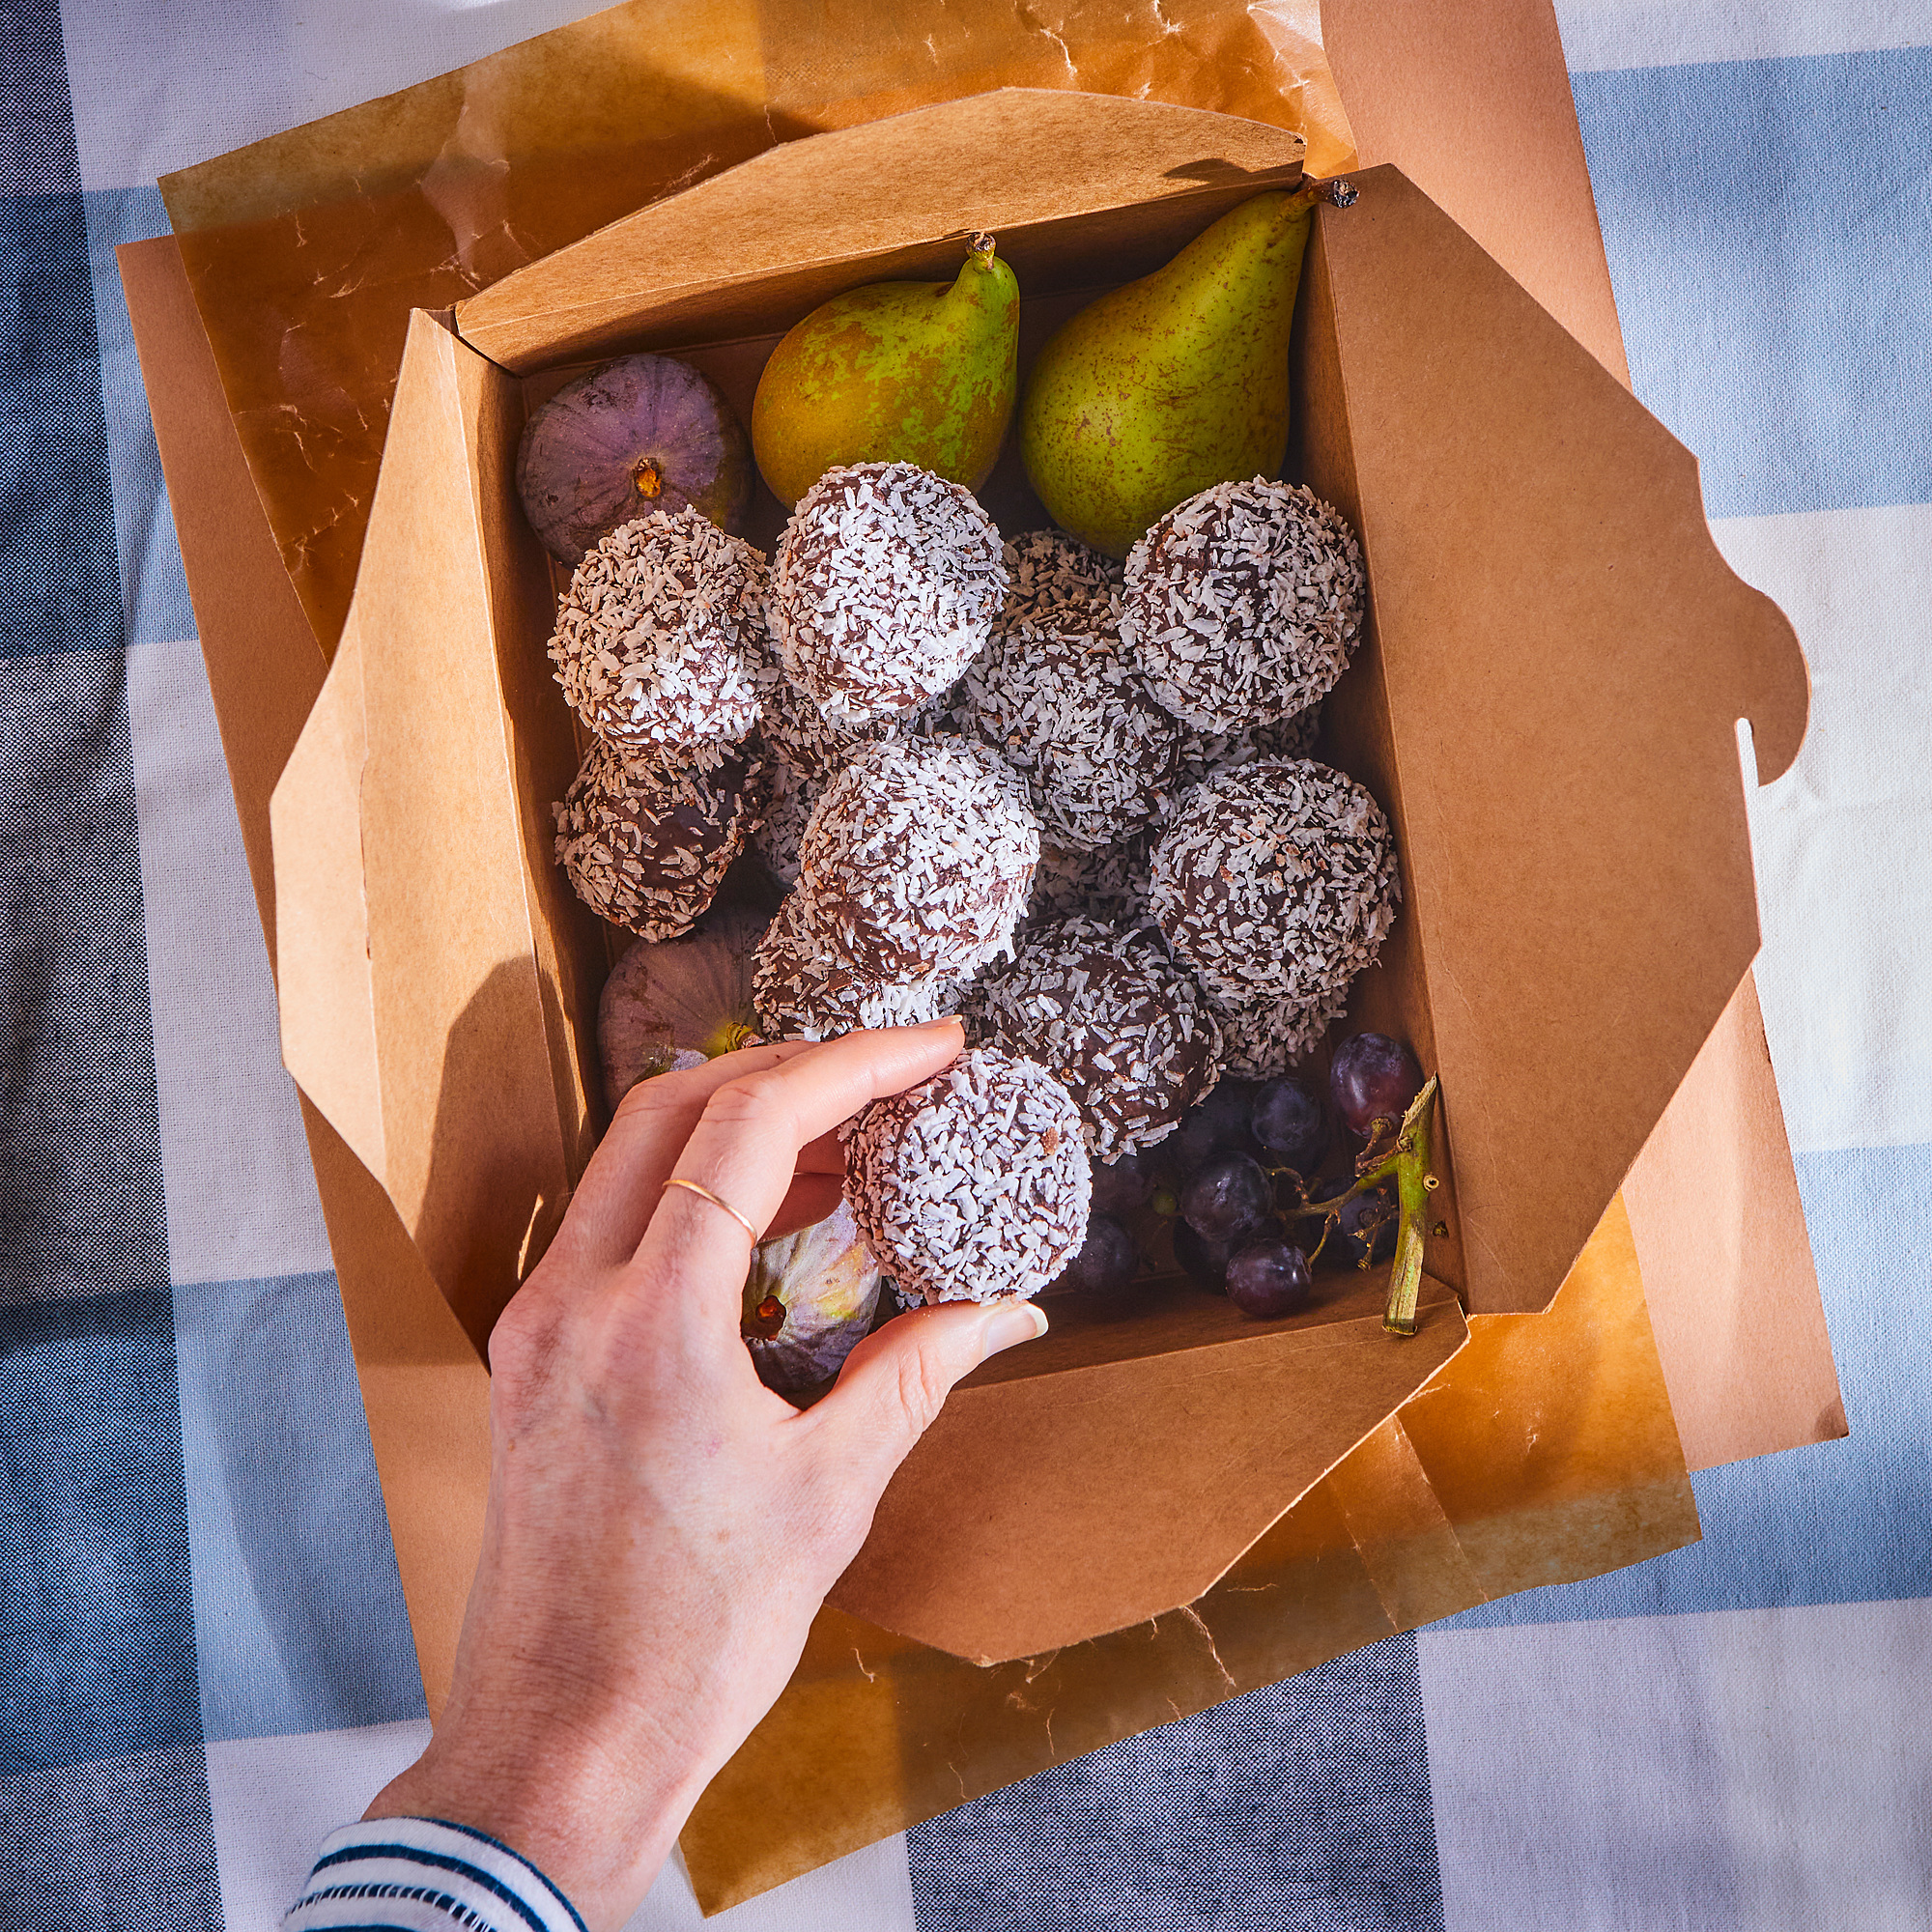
270 615 384 1180
456 89 1307 371
1313 166 1809 1312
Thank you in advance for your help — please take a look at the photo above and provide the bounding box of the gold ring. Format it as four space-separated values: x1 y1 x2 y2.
661 1176 761 1243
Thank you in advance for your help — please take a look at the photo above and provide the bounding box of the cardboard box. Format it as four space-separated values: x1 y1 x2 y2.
249 84 1804 1664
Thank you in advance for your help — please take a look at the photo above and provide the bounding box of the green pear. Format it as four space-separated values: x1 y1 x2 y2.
753 235 1020 508
1020 188 1319 558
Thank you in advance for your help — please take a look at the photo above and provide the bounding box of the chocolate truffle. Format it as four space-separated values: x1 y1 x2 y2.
997 528 1122 636
1203 987 1336 1081
747 639 948 886
1149 758 1400 1017
843 1046 1091 1304
969 915 1224 1157
1121 478 1365 734
958 622 1181 852
554 736 764 942
768 461 1006 724
752 893 961 1041
797 735 1039 981
547 507 764 751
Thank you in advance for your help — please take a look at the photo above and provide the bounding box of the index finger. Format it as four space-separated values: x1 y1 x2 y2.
635 1018 963 1301
547 1039 817 1271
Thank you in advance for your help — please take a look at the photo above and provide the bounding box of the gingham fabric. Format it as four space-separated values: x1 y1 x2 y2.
5 2 1929 1926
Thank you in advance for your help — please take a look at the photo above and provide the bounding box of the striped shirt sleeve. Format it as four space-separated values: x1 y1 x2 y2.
281 1817 587 1932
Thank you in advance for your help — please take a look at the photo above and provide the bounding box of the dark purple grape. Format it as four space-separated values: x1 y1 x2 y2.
1225 1237 1314 1319
1165 1080 1262 1174
1329 1033 1424 1139
1049 1213 1141 1294
1089 1150 1154 1219
1173 1218 1234 1291
1315 1184 1398 1265
1179 1151 1274 1244
1250 1074 1327 1172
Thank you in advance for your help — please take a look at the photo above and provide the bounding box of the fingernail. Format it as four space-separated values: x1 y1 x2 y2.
979 1298 1049 1361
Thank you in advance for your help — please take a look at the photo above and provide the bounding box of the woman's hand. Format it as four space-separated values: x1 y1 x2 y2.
365 1018 1047 1929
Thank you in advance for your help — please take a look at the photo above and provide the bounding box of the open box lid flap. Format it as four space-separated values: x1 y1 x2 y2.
272 309 585 1349
455 89 1307 371
1312 167 1808 1314
831 1270 1469 1662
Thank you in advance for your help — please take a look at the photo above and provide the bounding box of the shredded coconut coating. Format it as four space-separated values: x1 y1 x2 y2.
1204 985 1340 1079
1026 831 1156 930
554 735 764 942
768 462 1007 725
1121 478 1365 734
958 621 1180 852
843 1046 1091 1304
752 892 962 1040
547 508 765 752
996 529 1122 636
1150 759 1400 1017
1172 703 1321 795
798 736 1040 981
968 915 1224 1157
750 746 815 888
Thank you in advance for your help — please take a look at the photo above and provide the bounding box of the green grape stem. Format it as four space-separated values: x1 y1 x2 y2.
1277 1074 1441 1339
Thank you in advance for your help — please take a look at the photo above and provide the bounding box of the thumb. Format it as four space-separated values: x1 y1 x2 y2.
809 1296 1049 1492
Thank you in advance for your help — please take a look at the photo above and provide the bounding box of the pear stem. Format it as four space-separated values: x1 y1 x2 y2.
969 230 996 262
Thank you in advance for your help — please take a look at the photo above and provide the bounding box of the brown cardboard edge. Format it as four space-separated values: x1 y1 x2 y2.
1622 971 1847 1467
121 236 489 1713
270 614 386 1180
455 88 1307 367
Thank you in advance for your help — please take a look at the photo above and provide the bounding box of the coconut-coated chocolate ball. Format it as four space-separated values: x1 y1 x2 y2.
1121 478 1364 734
554 736 763 942
969 915 1223 1157
547 507 765 751
796 735 1039 981
1149 758 1399 1019
767 462 1006 725
843 1046 1090 1304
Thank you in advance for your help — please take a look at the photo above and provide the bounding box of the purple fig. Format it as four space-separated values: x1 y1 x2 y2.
598 904 768 1109
517 354 753 563
743 1202 883 1397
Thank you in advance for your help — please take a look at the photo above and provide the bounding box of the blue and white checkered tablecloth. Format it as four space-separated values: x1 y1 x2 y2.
6 1 1930 1924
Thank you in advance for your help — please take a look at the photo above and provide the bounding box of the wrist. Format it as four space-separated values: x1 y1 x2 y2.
367 1713 711 1932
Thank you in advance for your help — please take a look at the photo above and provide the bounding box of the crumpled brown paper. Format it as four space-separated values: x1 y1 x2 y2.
681 1194 1696 1913
158 0 1351 654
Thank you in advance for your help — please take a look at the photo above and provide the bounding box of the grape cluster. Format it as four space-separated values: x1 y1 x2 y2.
1045 1029 1429 1316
